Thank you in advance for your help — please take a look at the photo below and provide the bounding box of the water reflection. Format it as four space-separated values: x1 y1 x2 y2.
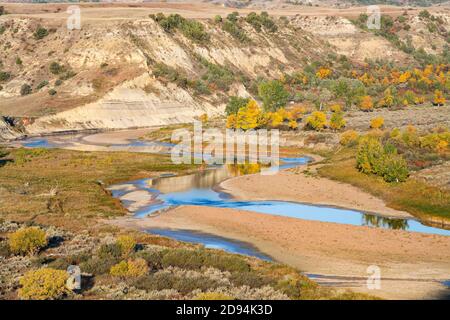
362 214 409 230
110 159 450 236
146 228 272 261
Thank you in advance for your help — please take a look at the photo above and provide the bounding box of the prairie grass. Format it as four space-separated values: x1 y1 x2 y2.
0 148 196 229
318 148 450 221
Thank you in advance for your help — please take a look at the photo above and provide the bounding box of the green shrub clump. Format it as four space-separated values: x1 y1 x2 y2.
257 80 289 112
8 227 47 255
225 96 250 115
221 12 249 43
356 137 409 183
36 80 49 90
34 26 49 40
0 71 11 82
151 13 209 42
20 84 32 96
245 11 277 33
161 248 250 272
49 62 65 75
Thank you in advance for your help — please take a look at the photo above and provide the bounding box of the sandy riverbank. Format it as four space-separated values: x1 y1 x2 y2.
220 167 413 219
111 205 450 300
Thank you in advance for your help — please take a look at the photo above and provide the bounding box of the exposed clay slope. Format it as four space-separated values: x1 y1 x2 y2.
0 4 448 138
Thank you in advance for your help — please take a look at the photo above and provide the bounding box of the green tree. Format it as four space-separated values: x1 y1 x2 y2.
225 96 250 115
257 80 289 112
332 78 366 109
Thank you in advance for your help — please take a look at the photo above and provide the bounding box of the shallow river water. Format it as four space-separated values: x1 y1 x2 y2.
13 134 450 260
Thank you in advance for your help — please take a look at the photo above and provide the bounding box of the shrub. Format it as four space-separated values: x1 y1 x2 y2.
340 130 359 147
356 137 384 174
433 90 445 106
48 89 57 96
193 80 210 95
151 13 209 42
0 241 11 257
359 95 373 111
258 80 289 112
229 272 273 288
370 116 384 129
200 61 235 91
116 235 136 257
195 292 234 300
8 227 47 255
214 15 222 23
97 243 122 260
275 276 316 300
48 252 90 270
0 71 11 82
225 96 250 115
222 20 249 43
330 104 342 113
80 257 118 275
18 268 68 300
152 13 185 32
153 63 185 84
227 12 239 23
329 111 346 131
36 80 48 90
203 254 250 273
179 19 209 42
420 132 450 152
15 57 22 65
33 27 49 40
305 111 327 131
110 258 148 278
161 249 204 270
20 84 32 96
289 120 298 130
135 272 222 294
245 12 277 33
316 67 332 79
199 113 208 123
419 10 431 19
161 248 250 272
356 137 409 182
136 249 164 270
377 153 409 183
49 62 65 75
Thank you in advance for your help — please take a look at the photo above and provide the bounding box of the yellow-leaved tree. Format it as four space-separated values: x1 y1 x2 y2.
305 111 327 131
235 100 262 130
433 90 445 106
359 95 374 111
